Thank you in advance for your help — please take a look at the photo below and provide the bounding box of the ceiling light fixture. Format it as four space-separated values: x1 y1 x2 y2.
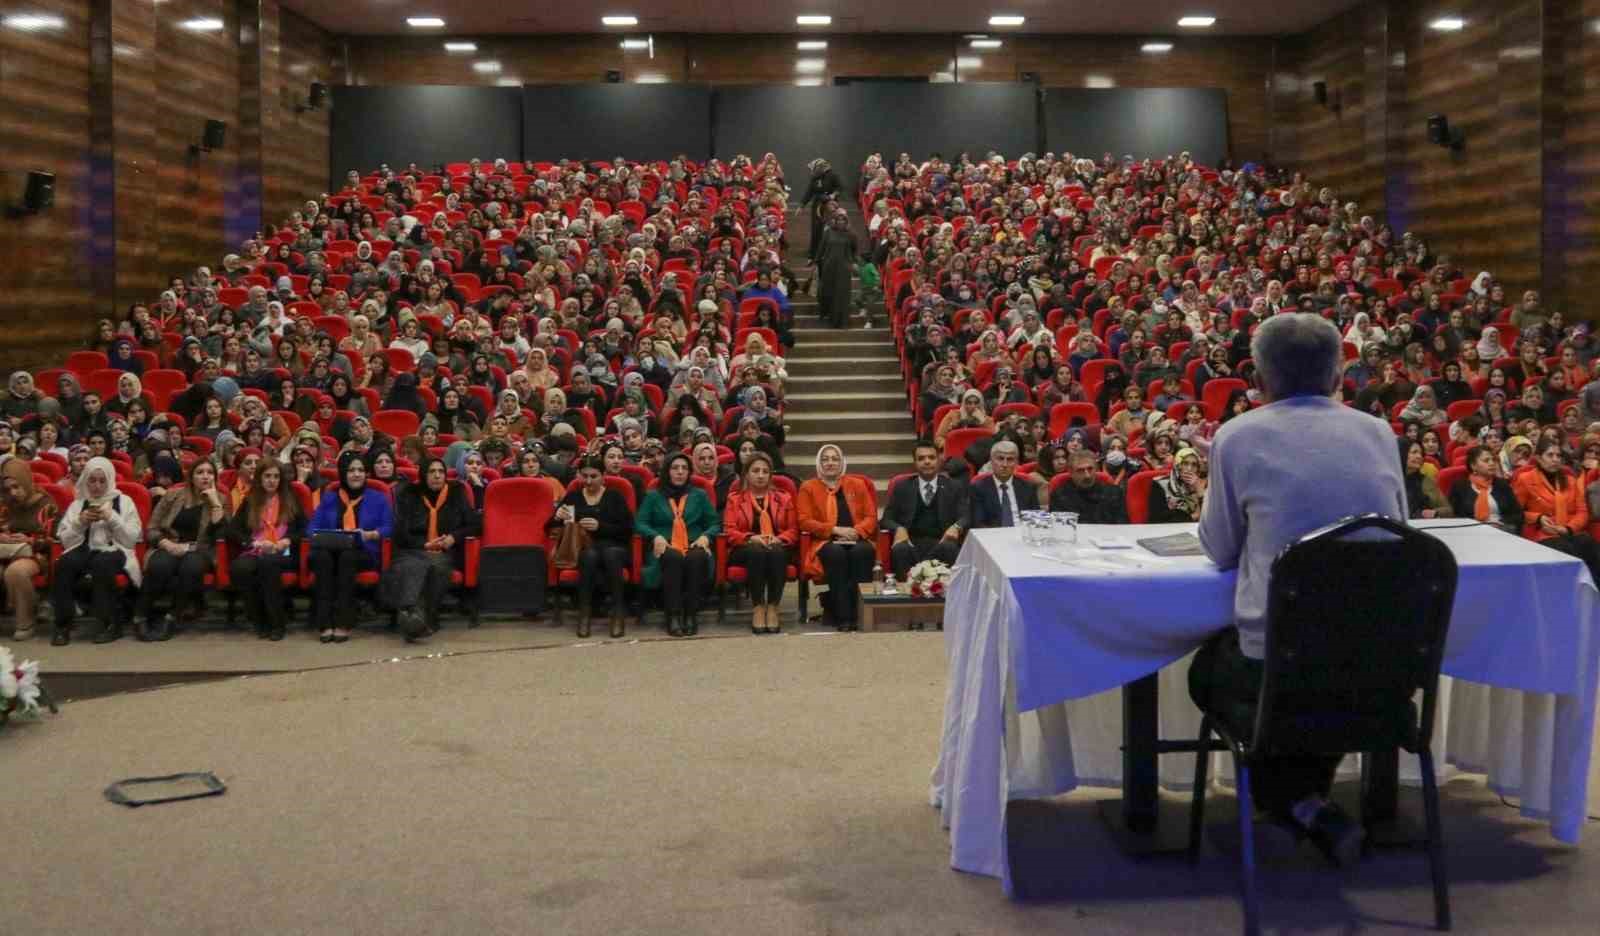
1142 42 1174 53
956 56 983 69
1177 15 1215 28
3 13 67 31
797 40 828 50
601 15 639 27
1429 16 1465 31
989 15 1025 27
795 58 827 72
406 16 445 28
796 15 832 26
620 39 650 50
180 17 224 31
970 39 1002 49
472 60 502 73
795 77 824 87
443 42 477 53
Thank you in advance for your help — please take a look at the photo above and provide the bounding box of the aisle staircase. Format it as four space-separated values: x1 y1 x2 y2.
780 206 915 495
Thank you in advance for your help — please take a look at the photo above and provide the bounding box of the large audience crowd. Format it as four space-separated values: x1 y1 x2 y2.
6 145 1599 651
845 148 1600 582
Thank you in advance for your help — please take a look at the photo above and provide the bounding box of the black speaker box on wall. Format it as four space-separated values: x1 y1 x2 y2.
203 119 227 151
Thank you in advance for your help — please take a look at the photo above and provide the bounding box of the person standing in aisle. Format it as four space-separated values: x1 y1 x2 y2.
815 210 859 329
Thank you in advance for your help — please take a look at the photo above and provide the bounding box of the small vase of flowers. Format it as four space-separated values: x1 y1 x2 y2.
905 560 952 599
0 645 50 730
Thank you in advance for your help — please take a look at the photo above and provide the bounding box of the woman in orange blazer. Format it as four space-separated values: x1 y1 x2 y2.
797 443 878 631
1513 439 1600 580
723 451 798 634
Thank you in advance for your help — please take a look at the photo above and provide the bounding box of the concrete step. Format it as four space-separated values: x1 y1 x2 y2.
785 410 914 435
785 392 908 415
786 357 904 378
783 373 906 394
790 328 894 347
787 344 901 362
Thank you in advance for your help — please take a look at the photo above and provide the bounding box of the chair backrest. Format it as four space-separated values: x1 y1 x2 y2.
481 478 557 547
1125 469 1164 523
1253 514 1458 757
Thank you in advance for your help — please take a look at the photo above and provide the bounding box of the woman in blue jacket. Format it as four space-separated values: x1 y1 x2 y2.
308 452 393 642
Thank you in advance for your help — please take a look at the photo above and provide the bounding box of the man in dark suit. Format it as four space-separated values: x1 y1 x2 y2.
1048 449 1128 523
969 439 1038 529
882 441 969 578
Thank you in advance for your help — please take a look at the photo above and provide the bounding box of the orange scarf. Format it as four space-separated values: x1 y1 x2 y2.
754 494 774 538
1545 472 1571 527
257 495 281 540
424 486 447 542
339 489 362 530
1469 476 1492 522
670 496 689 551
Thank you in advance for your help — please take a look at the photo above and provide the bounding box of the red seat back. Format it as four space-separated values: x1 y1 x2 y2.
482 478 557 548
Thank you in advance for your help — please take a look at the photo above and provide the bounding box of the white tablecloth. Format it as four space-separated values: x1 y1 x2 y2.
932 521 1600 896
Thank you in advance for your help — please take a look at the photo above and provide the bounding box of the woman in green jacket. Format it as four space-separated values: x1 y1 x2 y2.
636 452 720 636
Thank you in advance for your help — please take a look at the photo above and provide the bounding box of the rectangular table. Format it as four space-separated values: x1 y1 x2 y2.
932 522 1600 897
858 582 943 632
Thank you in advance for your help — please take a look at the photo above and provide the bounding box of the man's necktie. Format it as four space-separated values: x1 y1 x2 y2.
999 482 1014 528
923 480 934 506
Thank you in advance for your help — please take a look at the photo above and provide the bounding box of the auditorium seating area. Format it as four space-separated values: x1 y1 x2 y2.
867 150 1593 530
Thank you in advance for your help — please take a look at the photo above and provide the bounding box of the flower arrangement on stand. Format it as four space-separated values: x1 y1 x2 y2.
0 645 50 730
905 560 953 599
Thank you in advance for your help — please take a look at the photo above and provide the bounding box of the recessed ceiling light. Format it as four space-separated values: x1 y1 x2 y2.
495 77 521 87
795 77 824 87
1429 16 1465 31
406 16 445 28
443 42 477 53
635 73 669 83
795 58 827 72
1142 42 1174 53
989 15 1025 27
796 15 832 26
1177 15 1215 28
3 13 66 31
472 60 501 73
620 39 650 50
180 17 224 31
956 56 983 69
797 40 828 50
970 39 1002 49
1085 75 1115 88
601 15 638 27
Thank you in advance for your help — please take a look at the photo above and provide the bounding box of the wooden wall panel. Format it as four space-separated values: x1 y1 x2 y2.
0 0 96 370
265 7 337 225
1553 0 1600 317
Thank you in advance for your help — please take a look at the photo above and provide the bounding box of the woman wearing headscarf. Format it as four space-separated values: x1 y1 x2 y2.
50 456 142 645
434 386 483 442
1149 447 1207 522
522 346 559 393
225 455 303 640
385 456 478 641
54 372 87 430
1398 384 1448 429
1477 325 1507 362
138 458 227 640
558 454 634 639
308 452 394 642
1501 434 1536 477
275 377 317 421
382 371 428 419
796 444 877 631
635 451 719 636
0 372 42 423
739 385 784 445
0 458 58 641
104 371 150 419
723 450 797 634
107 336 144 375
934 388 994 450
1514 439 1600 581
1342 312 1385 351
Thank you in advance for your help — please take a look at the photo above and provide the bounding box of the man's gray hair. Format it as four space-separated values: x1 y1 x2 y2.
991 439 1020 459
1250 313 1343 399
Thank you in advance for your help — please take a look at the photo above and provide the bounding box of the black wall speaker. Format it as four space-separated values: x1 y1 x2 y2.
605 69 622 83
1426 113 1463 150
1313 80 1328 105
23 170 54 213
309 81 328 108
1020 71 1039 83
202 119 227 151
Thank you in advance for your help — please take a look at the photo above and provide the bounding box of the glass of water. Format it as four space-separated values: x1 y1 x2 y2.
1052 512 1080 548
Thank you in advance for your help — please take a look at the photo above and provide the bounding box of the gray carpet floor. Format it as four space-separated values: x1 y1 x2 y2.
3 633 1598 935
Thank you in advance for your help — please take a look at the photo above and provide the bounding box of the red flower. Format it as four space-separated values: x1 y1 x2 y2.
930 581 945 596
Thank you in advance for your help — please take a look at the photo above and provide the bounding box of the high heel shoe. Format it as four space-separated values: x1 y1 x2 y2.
750 604 765 634
766 605 782 634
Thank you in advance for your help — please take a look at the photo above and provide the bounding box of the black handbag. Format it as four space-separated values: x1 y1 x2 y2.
310 530 361 552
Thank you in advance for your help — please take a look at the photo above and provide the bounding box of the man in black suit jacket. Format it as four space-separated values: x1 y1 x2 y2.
1048 449 1128 523
882 441 969 578
969 439 1039 529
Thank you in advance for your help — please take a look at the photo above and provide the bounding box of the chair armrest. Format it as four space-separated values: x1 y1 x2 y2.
875 530 892 569
214 541 232 588
380 538 392 571
463 536 480 588
715 534 729 582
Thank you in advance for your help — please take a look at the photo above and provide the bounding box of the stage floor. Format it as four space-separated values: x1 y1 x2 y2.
4 633 1600 934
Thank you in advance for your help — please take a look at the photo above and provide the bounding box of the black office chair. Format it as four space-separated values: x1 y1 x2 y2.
1187 514 1458 935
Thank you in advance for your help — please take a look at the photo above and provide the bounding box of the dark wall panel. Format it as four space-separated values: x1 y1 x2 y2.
329 86 523 188
522 85 711 162
1044 88 1229 167
713 83 1037 191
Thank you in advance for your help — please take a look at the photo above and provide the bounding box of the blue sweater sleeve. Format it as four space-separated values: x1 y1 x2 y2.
309 490 340 533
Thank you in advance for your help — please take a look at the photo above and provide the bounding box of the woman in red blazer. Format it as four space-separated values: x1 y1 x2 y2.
723 451 797 634
1513 439 1600 580
796 444 878 631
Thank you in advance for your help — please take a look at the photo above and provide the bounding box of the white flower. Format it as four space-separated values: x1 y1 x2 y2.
0 647 15 701
12 660 41 713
